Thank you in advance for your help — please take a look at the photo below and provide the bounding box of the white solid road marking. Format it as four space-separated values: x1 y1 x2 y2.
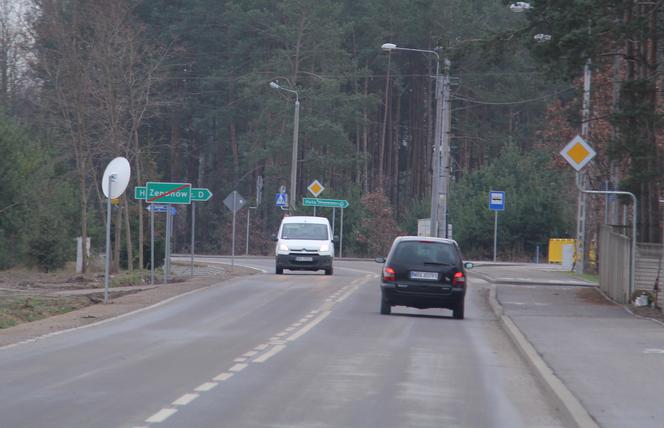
194 382 218 392
644 348 664 354
213 372 234 382
172 393 199 406
243 351 258 357
253 344 287 363
146 408 178 423
229 363 248 372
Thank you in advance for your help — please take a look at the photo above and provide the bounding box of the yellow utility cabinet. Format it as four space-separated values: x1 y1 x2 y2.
548 239 576 263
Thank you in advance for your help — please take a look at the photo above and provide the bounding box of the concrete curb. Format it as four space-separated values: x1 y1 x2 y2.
471 270 597 288
488 284 599 428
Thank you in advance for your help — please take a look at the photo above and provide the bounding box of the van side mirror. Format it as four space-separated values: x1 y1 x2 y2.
464 261 474 269
271 234 278 242
375 257 386 264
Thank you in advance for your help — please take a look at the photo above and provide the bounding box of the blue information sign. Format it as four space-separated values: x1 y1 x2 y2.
489 191 505 211
275 193 288 207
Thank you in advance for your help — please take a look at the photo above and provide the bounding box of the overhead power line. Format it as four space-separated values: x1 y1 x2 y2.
454 87 575 106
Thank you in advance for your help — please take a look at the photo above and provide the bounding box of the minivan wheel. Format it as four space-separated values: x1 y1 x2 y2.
380 296 391 315
453 301 465 319
325 266 333 276
276 266 284 275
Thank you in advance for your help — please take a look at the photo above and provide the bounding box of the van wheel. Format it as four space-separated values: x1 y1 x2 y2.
325 266 333 276
276 266 283 275
380 296 391 315
453 301 465 319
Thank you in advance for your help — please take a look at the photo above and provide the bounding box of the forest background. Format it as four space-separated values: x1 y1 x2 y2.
0 0 661 274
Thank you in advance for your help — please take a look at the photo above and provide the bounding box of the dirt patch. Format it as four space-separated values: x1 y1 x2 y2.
576 287 614 305
0 264 256 348
575 287 664 322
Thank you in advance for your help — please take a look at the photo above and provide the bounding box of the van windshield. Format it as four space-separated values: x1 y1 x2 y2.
281 223 328 240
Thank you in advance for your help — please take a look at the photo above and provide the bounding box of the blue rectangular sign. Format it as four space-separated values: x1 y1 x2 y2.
489 191 505 211
275 193 288 207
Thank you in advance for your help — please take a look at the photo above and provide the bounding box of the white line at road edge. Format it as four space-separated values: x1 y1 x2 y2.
489 284 599 428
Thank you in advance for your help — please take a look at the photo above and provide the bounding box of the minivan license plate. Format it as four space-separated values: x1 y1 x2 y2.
295 256 313 262
410 271 438 281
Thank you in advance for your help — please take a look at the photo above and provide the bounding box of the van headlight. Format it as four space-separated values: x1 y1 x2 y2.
319 243 330 252
279 243 289 252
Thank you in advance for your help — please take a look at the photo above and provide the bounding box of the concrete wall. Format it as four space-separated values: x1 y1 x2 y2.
599 225 630 304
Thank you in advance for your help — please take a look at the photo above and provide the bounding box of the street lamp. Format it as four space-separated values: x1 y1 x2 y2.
510 1 591 275
381 42 450 238
269 81 300 213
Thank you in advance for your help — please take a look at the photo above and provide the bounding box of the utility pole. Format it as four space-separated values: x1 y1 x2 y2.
439 59 452 238
430 62 442 237
576 58 591 275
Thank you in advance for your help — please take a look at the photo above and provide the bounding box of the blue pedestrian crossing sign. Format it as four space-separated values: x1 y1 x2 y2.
275 192 288 207
489 191 505 211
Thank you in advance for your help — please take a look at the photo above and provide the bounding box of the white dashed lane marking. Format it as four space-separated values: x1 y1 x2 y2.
253 344 287 363
213 372 234 382
194 382 218 392
172 394 199 406
145 408 177 423
140 273 377 426
229 363 248 372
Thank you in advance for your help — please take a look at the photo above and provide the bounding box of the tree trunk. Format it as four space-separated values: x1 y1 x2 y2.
123 196 133 271
378 54 391 190
113 198 122 273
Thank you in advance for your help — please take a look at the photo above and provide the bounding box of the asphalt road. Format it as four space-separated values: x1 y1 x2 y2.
0 259 563 428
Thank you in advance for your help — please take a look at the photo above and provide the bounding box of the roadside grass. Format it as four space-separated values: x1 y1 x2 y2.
563 271 599 283
0 296 91 329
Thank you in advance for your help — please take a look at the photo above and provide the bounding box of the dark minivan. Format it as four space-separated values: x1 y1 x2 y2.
376 236 472 319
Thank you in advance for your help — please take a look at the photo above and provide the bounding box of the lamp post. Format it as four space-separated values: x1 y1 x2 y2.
512 1 591 274
381 43 450 238
270 81 300 213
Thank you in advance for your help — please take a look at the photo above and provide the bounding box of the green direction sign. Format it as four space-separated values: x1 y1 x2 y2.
191 188 213 202
302 198 349 209
145 182 192 204
134 186 146 200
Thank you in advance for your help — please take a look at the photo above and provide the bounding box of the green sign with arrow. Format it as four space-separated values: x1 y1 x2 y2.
302 198 349 208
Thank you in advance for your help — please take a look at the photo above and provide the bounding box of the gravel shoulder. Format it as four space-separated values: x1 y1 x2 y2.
0 264 256 348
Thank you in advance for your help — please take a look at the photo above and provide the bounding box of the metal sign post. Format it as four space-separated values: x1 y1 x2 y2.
104 175 114 304
164 204 171 283
224 190 247 270
101 157 131 304
489 191 505 262
191 203 196 277
232 192 237 269
340 208 344 259
150 207 154 285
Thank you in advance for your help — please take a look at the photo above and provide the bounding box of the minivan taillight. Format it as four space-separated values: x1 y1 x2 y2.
452 271 465 287
383 266 396 282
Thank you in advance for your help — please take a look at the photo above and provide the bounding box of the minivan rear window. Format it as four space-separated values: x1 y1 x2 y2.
392 241 457 265
281 223 328 240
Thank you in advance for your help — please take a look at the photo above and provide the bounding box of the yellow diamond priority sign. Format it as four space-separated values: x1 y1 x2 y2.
307 179 325 197
560 135 596 171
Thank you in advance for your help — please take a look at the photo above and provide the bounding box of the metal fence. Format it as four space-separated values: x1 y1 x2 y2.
635 243 663 309
599 225 630 303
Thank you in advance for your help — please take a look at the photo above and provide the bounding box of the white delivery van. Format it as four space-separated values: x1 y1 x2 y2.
272 216 335 275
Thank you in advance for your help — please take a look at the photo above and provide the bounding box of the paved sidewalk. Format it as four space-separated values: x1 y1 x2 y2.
473 264 664 428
